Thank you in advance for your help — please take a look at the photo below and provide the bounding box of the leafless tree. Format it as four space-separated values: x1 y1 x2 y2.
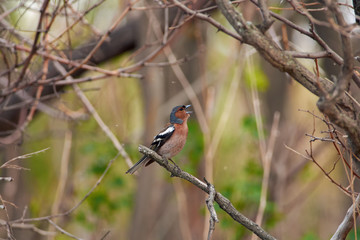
0 0 360 239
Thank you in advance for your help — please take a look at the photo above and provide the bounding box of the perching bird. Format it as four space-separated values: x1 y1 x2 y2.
126 104 191 174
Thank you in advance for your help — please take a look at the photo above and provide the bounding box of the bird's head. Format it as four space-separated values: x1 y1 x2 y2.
170 105 191 124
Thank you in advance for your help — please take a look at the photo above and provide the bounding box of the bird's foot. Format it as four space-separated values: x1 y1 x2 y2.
169 158 178 167
169 158 181 175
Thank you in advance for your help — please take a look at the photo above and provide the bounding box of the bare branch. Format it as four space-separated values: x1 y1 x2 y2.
9 222 56 236
6 152 120 228
170 0 243 42
285 51 332 59
284 144 353 195
61 0 140 79
52 61 134 168
204 178 219 240
48 219 82 240
0 148 50 169
323 0 354 99
211 0 334 98
331 194 360 240
72 84 134 168
257 0 274 31
14 0 50 86
138 145 277 240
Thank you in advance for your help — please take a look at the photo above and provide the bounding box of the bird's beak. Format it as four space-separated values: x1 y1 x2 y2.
185 104 192 114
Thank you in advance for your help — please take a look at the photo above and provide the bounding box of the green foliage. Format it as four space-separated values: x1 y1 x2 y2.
75 210 94 231
182 120 204 174
75 135 135 227
348 228 360 240
264 201 283 229
242 115 259 138
301 231 321 240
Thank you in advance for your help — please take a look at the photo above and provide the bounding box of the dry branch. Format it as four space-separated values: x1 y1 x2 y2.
171 0 359 147
331 194 360 240
138 145 277 240
204 177 219 240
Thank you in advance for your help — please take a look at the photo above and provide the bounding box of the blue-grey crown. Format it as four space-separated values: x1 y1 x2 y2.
170 105 184 124
169 105 191 124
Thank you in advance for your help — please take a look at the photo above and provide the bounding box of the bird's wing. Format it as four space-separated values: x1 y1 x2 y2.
150 124 175 151
126 124 175 174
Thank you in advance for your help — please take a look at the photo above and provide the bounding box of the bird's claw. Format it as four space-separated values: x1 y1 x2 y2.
163 158 180 177
168 158 177 166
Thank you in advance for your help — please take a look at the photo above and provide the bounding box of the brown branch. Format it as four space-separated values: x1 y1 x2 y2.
270 9 360 88
285 51 332 59
300 109 360 180
49 0 105 44
60 0 140 79
211 0 360 175
284 144 353 196
170 0 243 42
257 0 274 31
331 194 360 240
138 145 277 240
14 0 50 86
204 178 219 240
177 0 331 98
314 0 360 168
7 222 56 236
323 0 354 100
0 43 143 98
47 219 81 240
0 148 50 169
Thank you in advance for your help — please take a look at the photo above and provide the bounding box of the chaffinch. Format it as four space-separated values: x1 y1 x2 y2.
126 104 191 174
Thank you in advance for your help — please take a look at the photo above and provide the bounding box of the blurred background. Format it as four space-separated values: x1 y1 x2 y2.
0 0 359 239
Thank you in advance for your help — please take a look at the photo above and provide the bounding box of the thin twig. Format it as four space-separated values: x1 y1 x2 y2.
72 84 134 168
257 0 274 30
171 0 243 42
305 133 341 144
52 61 134 168
48 219 82 240
100 230 111 240
0 148 50 169
323 0 353 100
9 222 56 236
8 153 120 225
285 144 353 196
61 0 140 79
14 0 50 86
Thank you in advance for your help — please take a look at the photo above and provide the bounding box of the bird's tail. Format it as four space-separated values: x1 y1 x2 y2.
125 156 150 174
